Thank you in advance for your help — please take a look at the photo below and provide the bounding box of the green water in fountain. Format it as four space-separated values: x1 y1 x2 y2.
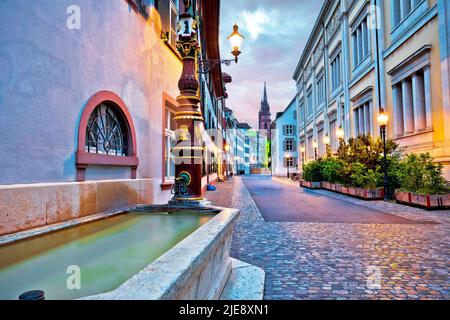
0 212 213 300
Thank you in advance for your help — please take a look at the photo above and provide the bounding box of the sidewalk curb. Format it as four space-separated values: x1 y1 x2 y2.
271 176 300 187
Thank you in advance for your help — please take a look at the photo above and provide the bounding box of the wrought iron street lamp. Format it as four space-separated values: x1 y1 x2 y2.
323 134 330 146
312 140 318 160
377 109 389 201
198 23 245 74
323 134 330 155
285 152 291 178
228 23 244 62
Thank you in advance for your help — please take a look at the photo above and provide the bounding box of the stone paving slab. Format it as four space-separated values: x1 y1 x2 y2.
220 258 265 300
206 176 450 300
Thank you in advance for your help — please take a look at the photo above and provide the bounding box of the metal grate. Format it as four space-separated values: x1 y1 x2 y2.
86 103 129 156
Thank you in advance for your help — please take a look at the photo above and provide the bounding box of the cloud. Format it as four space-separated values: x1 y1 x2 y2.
239 9 272 41
219 0 324 128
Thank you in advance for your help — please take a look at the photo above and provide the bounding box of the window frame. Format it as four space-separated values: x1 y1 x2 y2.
161 92 178 190
351 9 371 70
76 91 139 182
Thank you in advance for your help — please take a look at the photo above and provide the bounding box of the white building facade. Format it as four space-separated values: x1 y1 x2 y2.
271 98 298 177
293 0 450 180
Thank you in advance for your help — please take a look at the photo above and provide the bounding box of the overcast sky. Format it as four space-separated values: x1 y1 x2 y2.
219 0 323 128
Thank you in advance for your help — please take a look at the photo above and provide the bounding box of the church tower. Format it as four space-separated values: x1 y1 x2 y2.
259 82 272 139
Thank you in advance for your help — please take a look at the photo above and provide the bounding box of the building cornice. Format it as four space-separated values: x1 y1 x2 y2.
293 0 334 80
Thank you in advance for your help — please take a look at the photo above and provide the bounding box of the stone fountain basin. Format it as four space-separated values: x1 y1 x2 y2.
84 205 240 300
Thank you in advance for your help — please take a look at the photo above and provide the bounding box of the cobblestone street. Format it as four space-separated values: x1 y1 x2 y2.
206 175 450 300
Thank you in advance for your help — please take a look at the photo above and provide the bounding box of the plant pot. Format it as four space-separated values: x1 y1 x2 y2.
444 194 450 207
348 187 357 196
311 182 321 188
300 180 311 188
301 180 321 189
363 188 384 200
322 182 331 190
355 187 365 198
411 194 430 207
395 191 450 209
395 191 411 204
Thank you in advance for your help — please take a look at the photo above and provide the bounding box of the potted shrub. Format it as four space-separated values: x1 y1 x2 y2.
349 162 384 200
321 158 343 192
395 153 450 209
302 160 323 189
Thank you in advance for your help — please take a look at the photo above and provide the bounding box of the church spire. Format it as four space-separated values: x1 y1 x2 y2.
261 82 270 112
262 82 268 105
259 82 272 136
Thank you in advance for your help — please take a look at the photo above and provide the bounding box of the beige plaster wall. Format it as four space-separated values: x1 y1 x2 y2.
0 179 156 236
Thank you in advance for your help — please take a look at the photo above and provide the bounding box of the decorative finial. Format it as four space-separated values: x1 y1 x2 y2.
183 0 190 12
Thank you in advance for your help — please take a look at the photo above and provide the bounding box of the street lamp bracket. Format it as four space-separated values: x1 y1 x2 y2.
198 59 236 74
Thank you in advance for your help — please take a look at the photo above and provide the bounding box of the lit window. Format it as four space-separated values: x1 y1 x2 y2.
284 157 295 168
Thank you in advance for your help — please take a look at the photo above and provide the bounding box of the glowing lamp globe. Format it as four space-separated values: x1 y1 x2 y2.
377 110 389 127
227 23 244 62
336 127 344 140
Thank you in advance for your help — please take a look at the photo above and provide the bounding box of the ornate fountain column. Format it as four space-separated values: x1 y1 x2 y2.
170 6 208 205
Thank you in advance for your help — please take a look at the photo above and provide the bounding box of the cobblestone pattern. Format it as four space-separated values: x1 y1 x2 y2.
206 176 450 300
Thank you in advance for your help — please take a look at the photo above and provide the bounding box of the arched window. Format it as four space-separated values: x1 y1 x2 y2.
86 103 130 156
76 91 138 182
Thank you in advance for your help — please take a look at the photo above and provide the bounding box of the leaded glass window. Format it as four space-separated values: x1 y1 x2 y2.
85 103 129 156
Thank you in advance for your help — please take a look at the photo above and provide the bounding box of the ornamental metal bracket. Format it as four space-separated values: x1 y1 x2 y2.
197 59 236 74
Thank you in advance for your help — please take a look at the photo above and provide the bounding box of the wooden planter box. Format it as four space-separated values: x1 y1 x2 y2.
300 179 385 201
395 191 450 209
300 180 321 189
322 182 331 190
348 187 357 196
395 191 411 203
355 187 365 198
351 187 384 200
366 188 385 199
